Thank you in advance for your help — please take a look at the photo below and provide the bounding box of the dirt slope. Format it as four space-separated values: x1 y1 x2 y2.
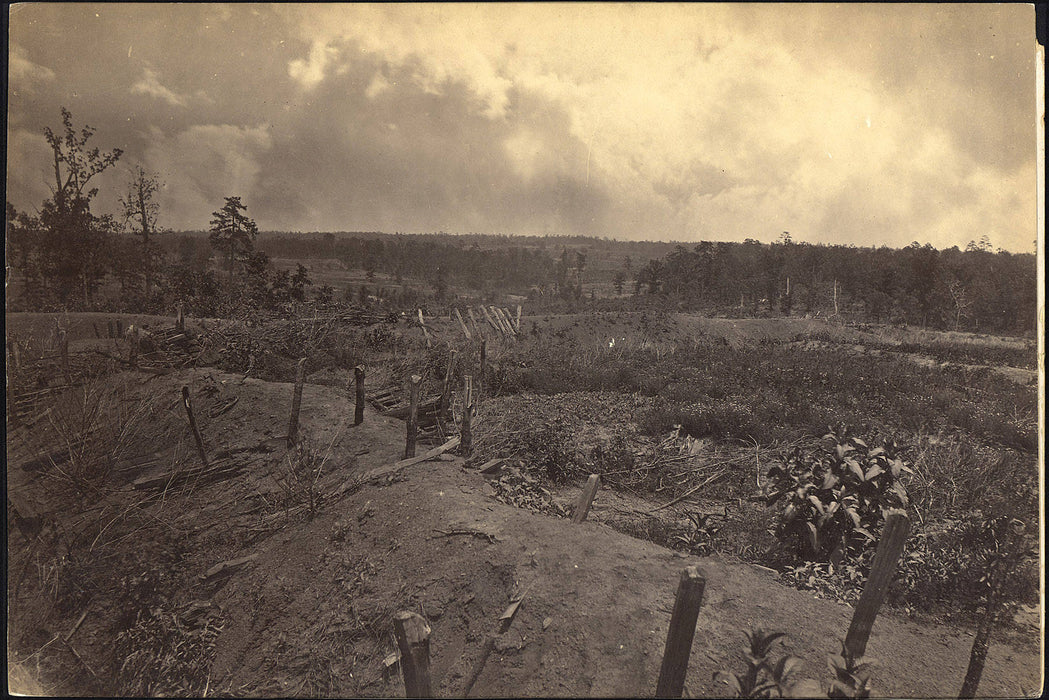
8 366 1042 697
198 410 1041 696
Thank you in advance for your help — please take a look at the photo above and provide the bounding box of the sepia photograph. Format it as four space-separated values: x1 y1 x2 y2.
6 3 1043 697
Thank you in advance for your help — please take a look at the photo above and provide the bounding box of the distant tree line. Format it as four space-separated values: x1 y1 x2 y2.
257 233 552 295
631 235 1035 334
5 109 1035 335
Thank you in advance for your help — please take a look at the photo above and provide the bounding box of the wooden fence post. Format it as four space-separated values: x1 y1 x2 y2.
287 358 307 447
467 307 480 337
478 340 487 400
843 510 910 660
460 375 473 457
656 565 707 698
393 611 432 698
439 351 457 420
405 375 422 459
418 309 432 347
572 474 601 524
176 304 184 331
91 322 101 339
515 305 522 332
354 365 366 426
107 320 114 339
181 386 209 467
58 329 72 384
127 326 139 370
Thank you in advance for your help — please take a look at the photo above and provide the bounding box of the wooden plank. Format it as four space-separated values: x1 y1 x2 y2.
439 350 457 419
460 376 473 457
454 308 472 339
201 553 259 581
479 305 501 332
330 437 461 499
418 309 432 347
478 458 506 474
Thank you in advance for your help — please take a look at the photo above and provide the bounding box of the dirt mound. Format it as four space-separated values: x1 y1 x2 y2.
204 457 1041 697
7 364 1041 697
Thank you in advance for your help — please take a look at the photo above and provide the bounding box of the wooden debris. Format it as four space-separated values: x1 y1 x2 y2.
201 553 259 581
330 437 461 499
478 458 506 475
454 308 472 339
132 456 248 491
462 585 530 697
208 396 239 418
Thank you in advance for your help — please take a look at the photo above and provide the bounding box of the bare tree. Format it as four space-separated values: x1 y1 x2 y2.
120 167 164 298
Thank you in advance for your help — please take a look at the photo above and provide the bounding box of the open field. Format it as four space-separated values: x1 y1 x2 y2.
6 304 1041 697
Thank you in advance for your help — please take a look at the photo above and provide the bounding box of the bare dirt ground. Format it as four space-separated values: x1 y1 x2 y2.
7 361 1042 697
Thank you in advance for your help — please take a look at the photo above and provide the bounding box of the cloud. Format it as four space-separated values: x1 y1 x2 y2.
288 40 340 89
139 124 273 228
5 128 56 211
8 44 56 86
5 4 1038 251
130 67 187 106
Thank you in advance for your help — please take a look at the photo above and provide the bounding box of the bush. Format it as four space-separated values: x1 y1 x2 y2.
890 512 1038 621
762 427 911 562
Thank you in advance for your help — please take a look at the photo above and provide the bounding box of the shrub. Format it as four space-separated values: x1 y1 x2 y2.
716 629 804 698
762 427 911 562
270 431 337 520
890 512 1038 621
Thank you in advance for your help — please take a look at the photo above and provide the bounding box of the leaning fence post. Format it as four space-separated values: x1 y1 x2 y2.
127 326 139 369
843 510 910 659
460 374 473 457
181 386 209 467
656 566 707 698
393 611 432 698
354 365 366 426
439 351 457 420
58 329 72 384
405 374 422 459
572 474 601 523
287 357 307 447
478 339 487 400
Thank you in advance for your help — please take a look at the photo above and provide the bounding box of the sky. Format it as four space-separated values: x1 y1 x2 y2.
5 3 1041 252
